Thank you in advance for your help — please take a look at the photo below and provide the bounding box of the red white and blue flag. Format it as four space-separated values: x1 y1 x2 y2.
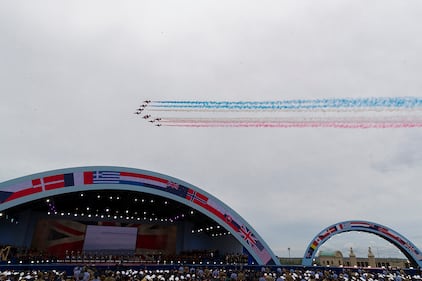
31 219 87 258
83 170 189 198
239 225 257 246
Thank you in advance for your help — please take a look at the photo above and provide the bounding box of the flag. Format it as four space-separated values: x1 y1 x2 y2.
238 225 257 247
3 173 75 203
166 181 179 190
120 172 168 188
254 247 272 265
186 189 208 207
93 171 120 183
0 192 12 203
32 173 75 191
2 181 42 203
84 171 120 184
73 172 85 186
238 225 272 265
350 221 374 229
201 197 226 221
31 219 86 258
84 170 189 199
224 213 241 232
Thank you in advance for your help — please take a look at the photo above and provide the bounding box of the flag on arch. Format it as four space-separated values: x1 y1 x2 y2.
186 189 208 207
0 173 75 203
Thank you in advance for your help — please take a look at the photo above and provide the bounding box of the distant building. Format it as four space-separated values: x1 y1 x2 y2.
318 250 344 267
316 247 410 268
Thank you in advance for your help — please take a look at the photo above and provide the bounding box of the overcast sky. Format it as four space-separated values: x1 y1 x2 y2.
1 1 422 259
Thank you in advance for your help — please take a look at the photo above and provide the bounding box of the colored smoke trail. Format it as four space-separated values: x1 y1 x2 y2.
164 122 422 129
150 97 422 111
134 97 422 129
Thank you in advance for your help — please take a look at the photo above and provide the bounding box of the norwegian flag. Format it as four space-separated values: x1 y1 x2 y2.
186 189 208 207
238 225 257 247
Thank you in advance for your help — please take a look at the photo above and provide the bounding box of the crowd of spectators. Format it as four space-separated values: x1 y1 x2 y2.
1 265 422 281
2 246 422 281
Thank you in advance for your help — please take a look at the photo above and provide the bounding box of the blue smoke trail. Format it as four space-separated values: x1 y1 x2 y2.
150 97 422 110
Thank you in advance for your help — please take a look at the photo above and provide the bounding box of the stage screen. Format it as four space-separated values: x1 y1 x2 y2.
83 225 138 252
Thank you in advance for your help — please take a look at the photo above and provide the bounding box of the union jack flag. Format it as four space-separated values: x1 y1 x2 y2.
238 225 257 246
166 181 179 190
31 219 86 258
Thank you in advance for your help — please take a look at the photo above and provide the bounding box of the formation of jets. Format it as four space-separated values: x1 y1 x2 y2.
134 100 162 126
134 100 151 114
